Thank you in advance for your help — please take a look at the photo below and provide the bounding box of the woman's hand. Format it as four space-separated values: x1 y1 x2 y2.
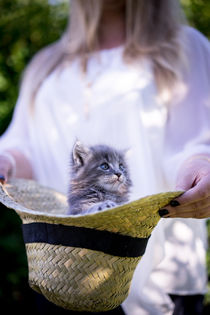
0 153 15 184
0 150 34 184
159 155 210 219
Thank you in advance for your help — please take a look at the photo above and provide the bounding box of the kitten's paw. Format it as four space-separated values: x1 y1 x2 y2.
87 201 117 213
96 200 117 212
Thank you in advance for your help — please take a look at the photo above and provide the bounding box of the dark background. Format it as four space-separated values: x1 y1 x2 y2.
0 0 210 313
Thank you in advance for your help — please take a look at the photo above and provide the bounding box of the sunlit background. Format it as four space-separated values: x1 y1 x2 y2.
0 0 210 313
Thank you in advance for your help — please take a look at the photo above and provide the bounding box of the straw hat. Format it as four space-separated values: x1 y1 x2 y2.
0 178 182 312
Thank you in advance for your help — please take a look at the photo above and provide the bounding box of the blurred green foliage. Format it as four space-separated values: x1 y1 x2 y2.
0 0 210 313
181 0 210 38
0 0 68 135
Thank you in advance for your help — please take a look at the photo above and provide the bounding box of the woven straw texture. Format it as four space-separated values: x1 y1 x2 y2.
0 179 182 312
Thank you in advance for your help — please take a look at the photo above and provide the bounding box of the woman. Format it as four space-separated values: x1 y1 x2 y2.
0 1 210 314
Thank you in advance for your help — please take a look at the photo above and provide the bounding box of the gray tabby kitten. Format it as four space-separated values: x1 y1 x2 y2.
67 141 132 215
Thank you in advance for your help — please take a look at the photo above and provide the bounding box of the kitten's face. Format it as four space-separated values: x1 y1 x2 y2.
96 159 127 193
71 142 131 194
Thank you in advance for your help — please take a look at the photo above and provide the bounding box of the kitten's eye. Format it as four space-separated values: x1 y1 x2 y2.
119 163 125 171
100 163 110 170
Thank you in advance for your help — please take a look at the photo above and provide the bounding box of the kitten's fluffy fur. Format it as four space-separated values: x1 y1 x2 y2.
68 141 132 215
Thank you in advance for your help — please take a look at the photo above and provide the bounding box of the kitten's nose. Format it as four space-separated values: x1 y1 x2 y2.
115 172 122 178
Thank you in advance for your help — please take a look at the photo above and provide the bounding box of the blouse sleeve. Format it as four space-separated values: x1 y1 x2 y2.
0 89 33 164
185 26 210 84
163 26 210 187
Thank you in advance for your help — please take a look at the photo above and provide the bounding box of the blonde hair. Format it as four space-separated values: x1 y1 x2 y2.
21 0 186 105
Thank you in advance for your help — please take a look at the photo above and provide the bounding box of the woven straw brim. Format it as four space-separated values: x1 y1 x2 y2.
0 179 182 312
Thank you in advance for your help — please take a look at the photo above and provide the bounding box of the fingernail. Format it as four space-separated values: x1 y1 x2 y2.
170 200 180 207
158 209 169 217
0 175 5 183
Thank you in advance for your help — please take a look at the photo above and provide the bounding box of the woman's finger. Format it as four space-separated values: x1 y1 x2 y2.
166 195 210 214
0 153 15 184
0 175 6 184
174 177 210 206
161 201 210 217
164 205 210 219
159 177 210 218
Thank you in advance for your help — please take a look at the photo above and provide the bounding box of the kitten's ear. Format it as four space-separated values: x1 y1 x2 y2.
122 147 132 160
72 141 92 167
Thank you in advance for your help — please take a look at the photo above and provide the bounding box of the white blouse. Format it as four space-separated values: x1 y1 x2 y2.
0 26 210 314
